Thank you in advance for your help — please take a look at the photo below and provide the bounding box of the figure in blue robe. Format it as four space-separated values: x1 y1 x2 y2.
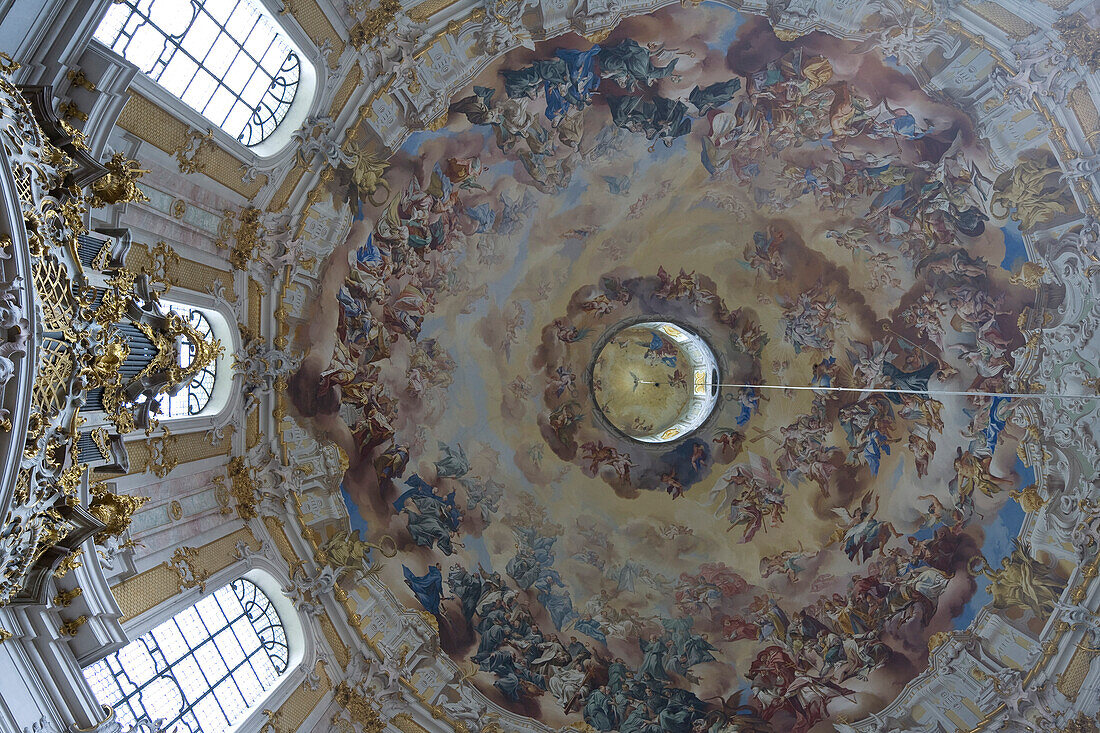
501 58 568 99
558 46 602 110
434 441 469 478
598 39 678 90
864 428 890 476
638 637 671 681
538 588 578 630
532 565 565 592
649 97 692 145
450 86 496 125
736 387 760 426
812 356 837 401
482 649 524 700
447 565 482 621
392 473 434 511
603 174 630 195
393 474 456 514
403 564 445 615
660 616 693 646
616 559 642 592
574 614 607 643
607 94 652 133
683 633 718 666
353 232 382 269
465 204 496 233
394 474 461 554
584 687 619 731
637 331 677 368
984 396 1012 451
688 78 741 114
882 361 937 404
507 550 540 590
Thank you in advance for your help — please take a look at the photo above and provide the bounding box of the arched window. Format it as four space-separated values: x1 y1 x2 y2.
83 578 289 733
164 304 218 417
95 0 302 146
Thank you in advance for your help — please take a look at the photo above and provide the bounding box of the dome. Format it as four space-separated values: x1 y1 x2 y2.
591 321 718 442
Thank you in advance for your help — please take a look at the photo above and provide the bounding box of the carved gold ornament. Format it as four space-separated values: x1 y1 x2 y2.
65 69 96 92
173 128 213 175
87 152 150 208
212 475 232 515
1055 13 1100 73
169 546 211 592
219 206 264 271
1059 712 1100 733
88 482 147 546
52 587 82 607
349 0 402 49
58 101 88 122
1009 261 1047 289
53 551 83 579
148 429 179 478
1010 484 1046 513
332 682 385 733
343 141 392 207
227 456 260 520
58 614 88 636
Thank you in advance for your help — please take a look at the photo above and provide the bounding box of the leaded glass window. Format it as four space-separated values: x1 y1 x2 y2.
165 305 217 417
95 0 302 146
84 578 290 733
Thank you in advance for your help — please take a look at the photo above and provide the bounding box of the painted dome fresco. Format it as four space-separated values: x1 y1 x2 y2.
590 321 719 443
283 4 1092 732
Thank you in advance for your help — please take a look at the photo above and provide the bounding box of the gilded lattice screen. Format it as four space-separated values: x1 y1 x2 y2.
962 2 1039 39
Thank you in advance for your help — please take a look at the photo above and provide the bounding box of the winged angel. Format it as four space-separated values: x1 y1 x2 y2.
709 455 786 543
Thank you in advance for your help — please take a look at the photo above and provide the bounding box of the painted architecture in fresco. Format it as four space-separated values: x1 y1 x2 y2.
280 4 1097 732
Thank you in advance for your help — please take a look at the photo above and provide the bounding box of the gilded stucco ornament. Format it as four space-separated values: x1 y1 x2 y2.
332 681 387 733
343 141 392 206
0 83 212 601
168 546 210 593
314 530 397 584
350 0 403 49
226 455 260 520
51 586 81 607
87 482 147 547
1055 13 1100 73
172 127 213 175
86 152 150 208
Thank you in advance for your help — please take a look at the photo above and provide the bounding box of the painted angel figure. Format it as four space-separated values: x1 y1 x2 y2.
549 365 578 397
760 544 816 583
830 493 902 563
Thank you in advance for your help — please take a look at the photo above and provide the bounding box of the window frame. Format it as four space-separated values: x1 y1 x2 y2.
90 567 310 733
90 0 321 163
83 577 291 733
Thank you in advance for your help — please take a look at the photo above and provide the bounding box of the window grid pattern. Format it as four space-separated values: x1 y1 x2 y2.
166 305 217 417
83 579 289 733
95 0 301 146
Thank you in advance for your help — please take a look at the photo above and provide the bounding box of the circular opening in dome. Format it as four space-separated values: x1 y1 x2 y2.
589 321 720 443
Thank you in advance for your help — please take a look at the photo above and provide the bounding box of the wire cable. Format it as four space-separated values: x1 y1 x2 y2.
636 379 1100 401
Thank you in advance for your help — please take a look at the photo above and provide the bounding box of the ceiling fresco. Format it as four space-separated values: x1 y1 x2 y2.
286 5 1081 731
